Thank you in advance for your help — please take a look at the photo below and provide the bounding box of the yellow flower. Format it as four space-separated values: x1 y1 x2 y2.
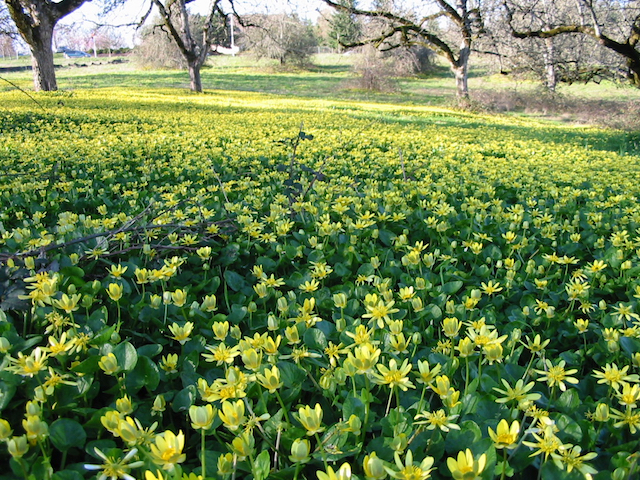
53 293 81 314
488 419 520 449
523 425 564 459
107 264 128 278
201 294 218 313
362 299 399 328
289 438 311 463
333 292 348 309
363 452 386 480
116 395 135 415
134 268 150 284
241 348 262 371
372 358 415 391
149 430 186 471
610 406 640 433
7 347 49 377
414 409 460 432
85 447 145 479
189 404 216 430
168 322 194 345
170 289 188 308
386 450 434 480
219 399 245 432
203 343 241 365
22 415 48 444
446 449 486 480
592 403 610 422
442 317 462 338
493 378 541 406
523 334 550 355
317 462 352 480
480 280 502 295
145 470 167 480
106 283 123 302
551 445 597 476
0 418 13 441
456 337 475 357
99 352 120 375
535 359 579 392
7 435 29 459
230 431 255 461
617 383 640 408
346 344 381 375
212 321 229 340
256 365 283 393
299 279 320 292
593 363 639 390
482 343 503 364
160 354 178 373
217 453 234 476
416 360 442 385
298 403 324 436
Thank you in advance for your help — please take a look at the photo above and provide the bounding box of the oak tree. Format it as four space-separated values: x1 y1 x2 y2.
321 0 487 100
3 0 90 91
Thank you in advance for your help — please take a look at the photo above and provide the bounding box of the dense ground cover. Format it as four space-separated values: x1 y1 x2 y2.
0 85 640 480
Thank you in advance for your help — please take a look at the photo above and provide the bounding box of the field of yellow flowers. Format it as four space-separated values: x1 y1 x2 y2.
0 87 639 480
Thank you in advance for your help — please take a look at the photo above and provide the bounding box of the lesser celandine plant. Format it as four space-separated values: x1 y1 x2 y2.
0 86 639 480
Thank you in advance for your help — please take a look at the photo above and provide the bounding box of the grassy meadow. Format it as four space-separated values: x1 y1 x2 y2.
0 54 640 480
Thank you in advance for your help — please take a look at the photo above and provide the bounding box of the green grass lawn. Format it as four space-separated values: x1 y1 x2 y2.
3 52 639 114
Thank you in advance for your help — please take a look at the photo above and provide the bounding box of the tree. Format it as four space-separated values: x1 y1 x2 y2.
148 0 228 92
3 0 89 91
136 11 223 70
1 1 18 57
320 0 486 100
328 0 361 52
503 0 640 88
241 13 317 66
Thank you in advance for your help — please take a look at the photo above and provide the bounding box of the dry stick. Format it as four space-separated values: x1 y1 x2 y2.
211 164 231 206
0 76 47 112
0 216 234 262
399 148 407 181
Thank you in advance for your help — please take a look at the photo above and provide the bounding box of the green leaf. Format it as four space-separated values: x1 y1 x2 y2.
137 344 163 358
71 355 100 375
227 304 248 324
52 471 83 480
303 328 327 351
219 244 240 266
113 341 138 372
172 385 196 412
224 270 248 292
278 361 306 389
253 450 271 480
0 381 16 411
445 420 482 453
343 393 365 421
428 304 442 320
125 355 160 393
557 389 580 413
49 419 87 452
91 324 116 346
441 280 463 294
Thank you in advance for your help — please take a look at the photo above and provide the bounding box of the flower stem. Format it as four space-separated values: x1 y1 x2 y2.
274 390 290 424
315 432 329 471
201 429 206 478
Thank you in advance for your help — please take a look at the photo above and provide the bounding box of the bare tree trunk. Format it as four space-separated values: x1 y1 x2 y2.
453 44 470 100
30 19 57 91
543 37 556 91
188 61 202 92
